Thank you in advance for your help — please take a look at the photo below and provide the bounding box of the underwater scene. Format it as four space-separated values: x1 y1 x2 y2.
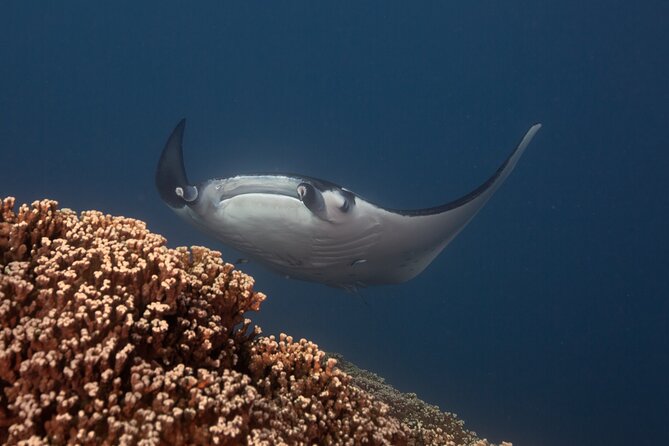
1 2 667 445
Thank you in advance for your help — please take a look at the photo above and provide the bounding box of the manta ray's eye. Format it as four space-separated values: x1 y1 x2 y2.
175 185 198 202
297 183 318 203
297 182 326 214
297 184 310 201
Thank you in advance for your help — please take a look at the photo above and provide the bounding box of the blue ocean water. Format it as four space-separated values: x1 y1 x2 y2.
1 2 667 445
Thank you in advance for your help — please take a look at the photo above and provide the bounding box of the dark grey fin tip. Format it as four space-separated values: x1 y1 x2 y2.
390 123 542 216
156 119 194 208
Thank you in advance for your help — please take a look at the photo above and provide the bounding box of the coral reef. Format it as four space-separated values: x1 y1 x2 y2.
328 353 511 446
0 197 509 445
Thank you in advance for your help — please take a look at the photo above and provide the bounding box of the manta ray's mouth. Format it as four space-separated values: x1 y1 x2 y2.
208 175 307 203
217 190 300 203
213 184 300 204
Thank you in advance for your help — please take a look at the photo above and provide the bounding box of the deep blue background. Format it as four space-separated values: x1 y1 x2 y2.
2 2 667 445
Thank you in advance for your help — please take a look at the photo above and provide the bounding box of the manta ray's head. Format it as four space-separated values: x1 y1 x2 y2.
155 119 357 224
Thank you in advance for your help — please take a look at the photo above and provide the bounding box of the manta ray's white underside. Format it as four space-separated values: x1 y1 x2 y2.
156 121 541 288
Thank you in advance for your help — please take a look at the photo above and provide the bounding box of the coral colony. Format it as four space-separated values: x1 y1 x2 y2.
0 197 510 445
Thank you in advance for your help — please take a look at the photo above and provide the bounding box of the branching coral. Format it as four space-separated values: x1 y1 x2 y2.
0 197 265 444
0 197 510 445
246 334 404 445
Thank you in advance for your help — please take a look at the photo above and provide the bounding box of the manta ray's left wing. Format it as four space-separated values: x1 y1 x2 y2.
362 124 542 284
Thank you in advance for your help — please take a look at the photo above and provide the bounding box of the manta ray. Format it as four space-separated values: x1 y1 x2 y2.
156 120 541 289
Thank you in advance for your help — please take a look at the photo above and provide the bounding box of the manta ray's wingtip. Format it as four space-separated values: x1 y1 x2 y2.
528 122 542 139
156 118 194 208
516 123 542 153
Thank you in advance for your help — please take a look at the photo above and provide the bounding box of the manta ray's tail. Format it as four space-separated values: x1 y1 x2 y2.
155 119 198 208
